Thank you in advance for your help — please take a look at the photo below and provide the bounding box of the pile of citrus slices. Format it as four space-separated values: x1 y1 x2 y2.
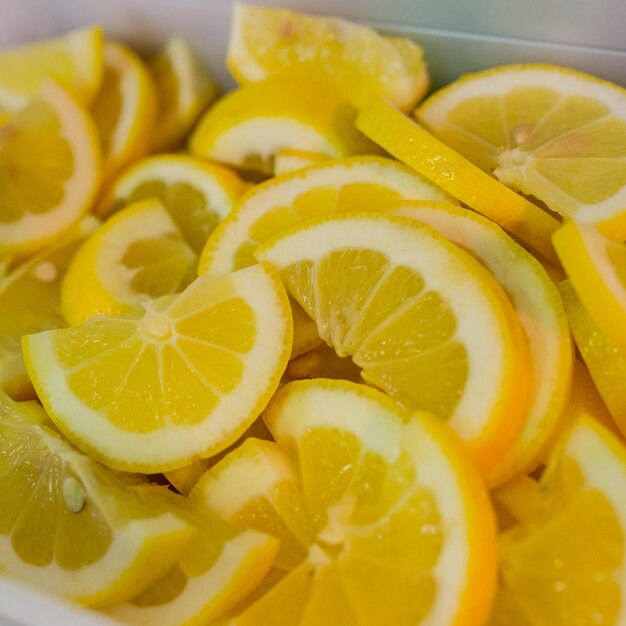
0 4 626 626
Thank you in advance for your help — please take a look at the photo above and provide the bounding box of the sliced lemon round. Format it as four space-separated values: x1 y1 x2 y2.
553 221 626 360
61 199 197 326
491 417 626 626
23 264 292 473
0 217 98 399
416 64 626 236
149 37 218 152
0 26 104 111
92 41 156 183
194 379 496 626
558 280 626 437
200 156 455 276
97 153 246 253
0 81 101 256
228 4 429 112
108 504 278 626
189 74 379 175
392 201 572 485
356 98 560 264
257 212 530 475
0 392 194 607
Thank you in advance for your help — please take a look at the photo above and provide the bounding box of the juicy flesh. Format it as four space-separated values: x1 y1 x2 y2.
0 99 72 223
280 249 468 418
56 287 256 433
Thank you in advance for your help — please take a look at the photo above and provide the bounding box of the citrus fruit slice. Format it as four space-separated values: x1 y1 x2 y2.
228 4 429 112
91 42 156 182
22 264 292 473
0 81 101 256
256 212 530 474
194 379 497 626
0 217 98 399
553 220 626 360
558 279 626 436
97 154 245 253
273 149 327 176
0 392 194 607
356 98 560 264
416 64 626 236
491 417 626 626
392 201 572 485
189 74 378 175
108 501 278 626
61 199 198 326
0 26 103 111
149 37 218 152
199 156 455 276
200 155 452 360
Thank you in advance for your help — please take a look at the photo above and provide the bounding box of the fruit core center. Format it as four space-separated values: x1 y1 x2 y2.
139 309 173 341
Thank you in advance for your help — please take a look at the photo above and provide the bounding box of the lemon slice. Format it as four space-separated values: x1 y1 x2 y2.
491 417 626 626
194 379 496 626
273 149 327 176
92 42 156 182
200 156 455 276
108 502 278 626
61 199 197 326
416 65 626 236
558 280 626 437
0 217 98 399
257 212 530 475
149 38 218 152
200 155 452 359
0 81 101 256
392 201 572 485
0 26 104 111
189 74 379 175
97 154 245 253
553 221 626 360
0 392 194 607
356 98 560 264
228 4 429 112
23 264 292 473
